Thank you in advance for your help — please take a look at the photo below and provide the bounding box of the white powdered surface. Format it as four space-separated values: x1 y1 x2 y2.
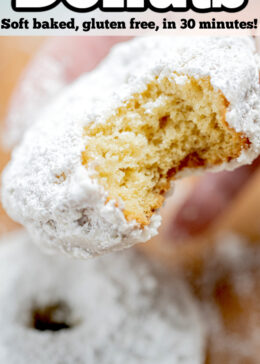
2 37 260 258
4 53 66 149
0 230 205 364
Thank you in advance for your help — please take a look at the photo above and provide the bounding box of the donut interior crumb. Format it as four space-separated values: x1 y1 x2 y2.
82 74 249 226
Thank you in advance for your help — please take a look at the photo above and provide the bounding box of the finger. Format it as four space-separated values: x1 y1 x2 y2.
167 157 260 241
254 36 260 53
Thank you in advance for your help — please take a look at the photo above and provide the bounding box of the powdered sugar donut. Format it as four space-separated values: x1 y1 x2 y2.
2 36 260 258
0 230 206 364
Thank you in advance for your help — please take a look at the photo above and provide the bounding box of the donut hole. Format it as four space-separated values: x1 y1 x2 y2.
82 74 250 226
30 301 74 332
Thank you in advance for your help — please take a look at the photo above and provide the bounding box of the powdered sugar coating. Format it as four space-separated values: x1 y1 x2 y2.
0 230 205 364
4 54 66 149
2 36 260 258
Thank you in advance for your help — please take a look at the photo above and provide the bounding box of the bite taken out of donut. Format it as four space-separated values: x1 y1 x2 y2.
2 37 260 258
